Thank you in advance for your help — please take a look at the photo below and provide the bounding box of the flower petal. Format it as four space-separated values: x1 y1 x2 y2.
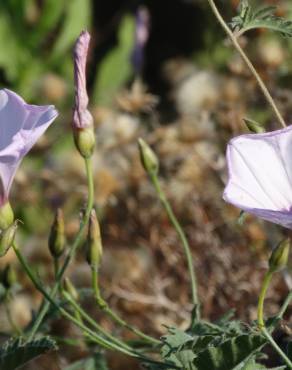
223 125 292 228
0 89 58 202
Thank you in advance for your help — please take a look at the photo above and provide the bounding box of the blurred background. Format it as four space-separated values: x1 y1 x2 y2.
1 0 292 368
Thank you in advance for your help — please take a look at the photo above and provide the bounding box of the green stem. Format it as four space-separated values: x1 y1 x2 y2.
53 258 59 281
258 271 292 369
277 290 292 320
13 244 139 358
91 267 160 346
63 291 134 352
206 0 286 129
150 173 199 316
257 271 273 328
28 157 94 340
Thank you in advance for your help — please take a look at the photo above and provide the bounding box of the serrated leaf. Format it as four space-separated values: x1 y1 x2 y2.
192 334 266 370
0 336 57 370
230 1 292 37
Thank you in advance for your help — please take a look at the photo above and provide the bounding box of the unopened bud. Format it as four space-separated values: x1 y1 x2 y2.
0 222 17 257
269 238 290 273
0 202 14 230
86 210 102 268
243 118 265 134
1 264 17 290
48 209 65 258
63 277 79 301
73 125 95 158
138 138 159 175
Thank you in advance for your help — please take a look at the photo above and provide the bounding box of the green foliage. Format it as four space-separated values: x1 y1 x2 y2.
230 1 292 37
0 0 90 99
146 317 271 370
92 15 135 105
0 336 57 370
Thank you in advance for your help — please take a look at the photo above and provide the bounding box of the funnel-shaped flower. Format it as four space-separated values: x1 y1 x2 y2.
0 89 58 206
223 126 292 229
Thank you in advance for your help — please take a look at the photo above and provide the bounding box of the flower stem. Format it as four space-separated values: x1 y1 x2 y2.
258 270 292 369
27 157 94 340
277 290 292 320
91 267 160 346
149 173 200 317
63 291 134 352
13 244 142 358
206 0 286 129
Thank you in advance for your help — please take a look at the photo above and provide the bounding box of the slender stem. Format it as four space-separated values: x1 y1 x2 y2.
277 290 292 320
257 270 292 369
257 271 273 328
206 0 286 129
63 291 134 352
91 267 160 346
13 244 139 358
262 326 292 369
150 173 199 316
53 258 59 281
28 157 94 340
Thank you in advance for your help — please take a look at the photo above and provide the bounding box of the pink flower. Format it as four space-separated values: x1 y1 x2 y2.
73 30 93 129
223 126 292 229
0 89 58 206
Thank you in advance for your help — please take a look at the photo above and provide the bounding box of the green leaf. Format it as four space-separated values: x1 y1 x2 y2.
230 1 292 37
192 334 266 370
242 358 285 370
28 0 66 48
93 14 135 105
0 336 57 370
51 0 91 60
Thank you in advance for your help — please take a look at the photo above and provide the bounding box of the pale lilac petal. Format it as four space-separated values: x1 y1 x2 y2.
73 30 93 129
223 125 292 229
0 89 58 203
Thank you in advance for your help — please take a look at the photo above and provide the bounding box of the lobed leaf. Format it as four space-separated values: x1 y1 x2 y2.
0 336 57 370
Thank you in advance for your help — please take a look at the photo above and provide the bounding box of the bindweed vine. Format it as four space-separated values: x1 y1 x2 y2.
0 1 291 369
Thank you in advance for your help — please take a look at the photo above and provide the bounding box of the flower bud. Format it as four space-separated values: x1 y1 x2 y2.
269 238 290 273
73 125 95 158
138 138 159 175
0 222 17 257
243 118 265 134
72 31 95 158
63 277 79 301
86 210 102 269
48 209 65 259
1 264 17 290
0 202 14 230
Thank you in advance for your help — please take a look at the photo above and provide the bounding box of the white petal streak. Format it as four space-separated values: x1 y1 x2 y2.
224 126 292 212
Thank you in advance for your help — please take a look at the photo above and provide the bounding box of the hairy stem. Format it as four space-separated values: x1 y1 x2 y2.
206 0 286 128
